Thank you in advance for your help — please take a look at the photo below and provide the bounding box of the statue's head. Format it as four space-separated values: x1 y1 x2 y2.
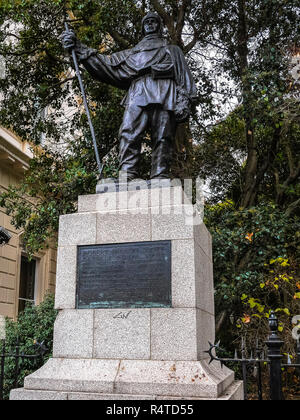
142 12 163 36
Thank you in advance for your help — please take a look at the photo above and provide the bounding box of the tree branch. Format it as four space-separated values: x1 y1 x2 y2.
285 198 300 217
183 18 200 53
277 161 300 205
149 0 172 25
108 28 131 49
0 47 42 57
183 28 199 53
285 143 295 175
176 0 192 45
149 0 175 39
48 77 76 90
215 310 227 335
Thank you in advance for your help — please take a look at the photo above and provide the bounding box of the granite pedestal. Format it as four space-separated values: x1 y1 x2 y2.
10 184 243 400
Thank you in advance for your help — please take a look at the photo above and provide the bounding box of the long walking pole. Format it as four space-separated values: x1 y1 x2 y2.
64 22 103 179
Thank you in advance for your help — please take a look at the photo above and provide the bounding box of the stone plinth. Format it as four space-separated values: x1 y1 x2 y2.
10 184 243 400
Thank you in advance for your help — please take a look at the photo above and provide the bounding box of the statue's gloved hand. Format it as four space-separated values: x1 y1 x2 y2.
60 30 77 50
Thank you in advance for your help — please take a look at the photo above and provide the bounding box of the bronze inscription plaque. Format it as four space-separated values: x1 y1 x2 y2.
77 241 171 309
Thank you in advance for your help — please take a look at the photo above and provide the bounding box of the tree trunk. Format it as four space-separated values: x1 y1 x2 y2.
172 123 194 179
149 0 195 180
236 0 258 209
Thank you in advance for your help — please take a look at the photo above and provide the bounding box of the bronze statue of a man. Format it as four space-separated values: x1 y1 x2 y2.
62 12 197 181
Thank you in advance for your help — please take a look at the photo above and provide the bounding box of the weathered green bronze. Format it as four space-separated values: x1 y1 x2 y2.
76 241 172 309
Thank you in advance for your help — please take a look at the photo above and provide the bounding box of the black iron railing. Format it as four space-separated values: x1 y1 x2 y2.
206 312 300 400
0 313 298 401
0 339 47 400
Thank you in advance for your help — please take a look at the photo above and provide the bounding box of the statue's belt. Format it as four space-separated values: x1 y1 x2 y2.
133 64 175 82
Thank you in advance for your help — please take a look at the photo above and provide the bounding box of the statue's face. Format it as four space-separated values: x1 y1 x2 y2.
143 17 160 35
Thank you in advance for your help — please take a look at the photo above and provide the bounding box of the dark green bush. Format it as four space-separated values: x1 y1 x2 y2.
0 294 57 400
205 201 300 353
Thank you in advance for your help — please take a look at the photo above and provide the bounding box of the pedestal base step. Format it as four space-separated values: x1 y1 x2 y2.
10 358 243 400
10 381 243 400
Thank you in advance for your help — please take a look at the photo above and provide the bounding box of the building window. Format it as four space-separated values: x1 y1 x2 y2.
18 256 37 314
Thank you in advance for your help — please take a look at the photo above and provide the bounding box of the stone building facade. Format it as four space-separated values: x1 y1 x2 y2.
0 127 56 321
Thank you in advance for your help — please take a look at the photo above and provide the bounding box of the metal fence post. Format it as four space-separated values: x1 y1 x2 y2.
266 312 284 400
255 339 263 400
241 336 248 400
